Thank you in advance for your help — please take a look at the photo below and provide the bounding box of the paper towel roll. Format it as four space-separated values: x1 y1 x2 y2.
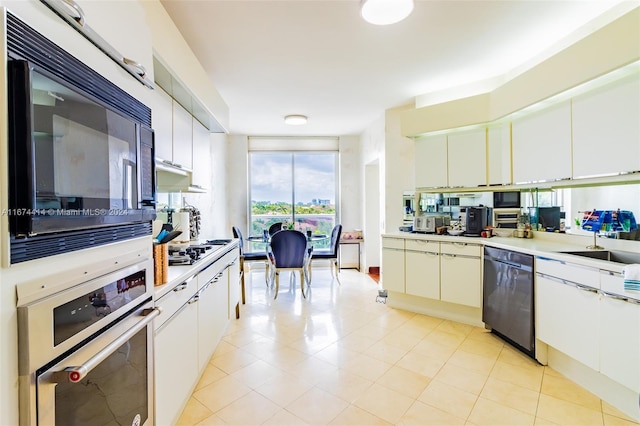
175 212 191 242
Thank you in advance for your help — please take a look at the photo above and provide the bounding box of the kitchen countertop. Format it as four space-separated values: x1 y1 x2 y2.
153 239 239 300
383 231 638 273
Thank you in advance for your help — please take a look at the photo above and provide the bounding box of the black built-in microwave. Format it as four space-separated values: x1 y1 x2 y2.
493 191 521 209
6 13 156 262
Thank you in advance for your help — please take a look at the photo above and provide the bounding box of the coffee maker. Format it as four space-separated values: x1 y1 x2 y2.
464 206 488 236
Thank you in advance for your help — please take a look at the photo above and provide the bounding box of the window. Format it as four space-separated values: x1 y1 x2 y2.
249 151 338 249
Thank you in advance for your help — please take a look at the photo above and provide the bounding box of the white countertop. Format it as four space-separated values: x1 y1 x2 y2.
383 231 639 273
153 239 239 299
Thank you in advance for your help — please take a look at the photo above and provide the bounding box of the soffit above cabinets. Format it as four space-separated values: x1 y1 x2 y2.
153 56 225 133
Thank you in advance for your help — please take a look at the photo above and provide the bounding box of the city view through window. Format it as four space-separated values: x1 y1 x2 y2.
249 152 337 249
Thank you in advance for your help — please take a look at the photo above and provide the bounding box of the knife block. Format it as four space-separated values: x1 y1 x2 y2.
153 243 168 286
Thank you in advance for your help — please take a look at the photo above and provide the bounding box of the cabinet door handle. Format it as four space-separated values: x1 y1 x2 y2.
173 275 195 292
575 283 599 293
188 294 200 304
441 253 456 258
599 291 628 302
56 0 86 26
122 58 147 78
173 282 188 292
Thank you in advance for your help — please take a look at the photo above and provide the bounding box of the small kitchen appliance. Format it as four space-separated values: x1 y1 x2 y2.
413 214 450 233
464 206 488 236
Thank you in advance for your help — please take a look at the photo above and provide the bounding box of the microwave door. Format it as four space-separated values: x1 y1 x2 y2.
8 60 37 236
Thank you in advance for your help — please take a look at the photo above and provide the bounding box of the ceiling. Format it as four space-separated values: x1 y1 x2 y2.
159 0 635 137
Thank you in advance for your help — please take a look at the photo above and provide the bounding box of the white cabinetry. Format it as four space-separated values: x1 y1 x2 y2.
572 75 640 178
154 247 237 424
197 269 228 372
154 274 199 425
447 129 486 187
487 123 511 185
382 237 405 293
228 254 241 319
75 0 153 81
512 101 572 183
440 242 482 307
535 258 600 370
172 101 193 170
599 270 640 392
405 239 440 299
153 91 199 174
153 87 174 162
415 135 448 188
191 118 211 189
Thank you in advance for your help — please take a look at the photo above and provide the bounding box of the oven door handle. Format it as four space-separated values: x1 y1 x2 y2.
50 307 161 384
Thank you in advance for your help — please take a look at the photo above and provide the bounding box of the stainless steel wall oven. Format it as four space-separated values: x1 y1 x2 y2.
17 260 160 426
6 12 156 263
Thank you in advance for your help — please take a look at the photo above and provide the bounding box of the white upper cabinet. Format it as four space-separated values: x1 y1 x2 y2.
415 135 448 188
76 0 153 80
487 123 512 185
447 128 486 187
572 75 640 178
172 101 193 170
153 87 174 162
512 101 572 183
191 119 211 189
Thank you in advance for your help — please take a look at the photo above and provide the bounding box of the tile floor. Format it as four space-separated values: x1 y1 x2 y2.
176 267 639 426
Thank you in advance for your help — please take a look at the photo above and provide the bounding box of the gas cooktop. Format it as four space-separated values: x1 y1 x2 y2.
168 243 214 265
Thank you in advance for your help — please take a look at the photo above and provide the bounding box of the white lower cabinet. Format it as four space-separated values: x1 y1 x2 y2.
197 269 229 373
382 238 406 293
440 242 482 307
228 255 241 319
536 260 600 370
599 271 640 392
155 297 199 425
155 248 238 424
405 240 440 299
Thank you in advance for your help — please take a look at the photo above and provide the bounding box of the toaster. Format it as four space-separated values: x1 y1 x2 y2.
413 214 451 233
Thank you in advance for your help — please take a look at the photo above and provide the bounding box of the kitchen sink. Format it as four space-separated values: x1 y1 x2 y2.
559 249 640 264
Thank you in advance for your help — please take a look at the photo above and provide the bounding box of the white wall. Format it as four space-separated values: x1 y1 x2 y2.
226 135 250 237
384 105 415 233
360 114 385 270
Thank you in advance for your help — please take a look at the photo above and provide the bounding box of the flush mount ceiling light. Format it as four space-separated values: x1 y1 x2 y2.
360 0 414 26
284 114 308 125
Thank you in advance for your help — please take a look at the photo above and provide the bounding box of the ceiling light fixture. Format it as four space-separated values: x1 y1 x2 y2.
360 0 414 26
284 114 308 125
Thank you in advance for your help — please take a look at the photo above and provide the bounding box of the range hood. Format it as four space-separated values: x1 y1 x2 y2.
156 160 206 193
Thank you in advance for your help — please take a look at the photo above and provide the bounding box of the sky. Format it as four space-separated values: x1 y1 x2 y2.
250 152 336 204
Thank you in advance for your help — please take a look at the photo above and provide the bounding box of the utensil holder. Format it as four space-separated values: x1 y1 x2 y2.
153 243 168 286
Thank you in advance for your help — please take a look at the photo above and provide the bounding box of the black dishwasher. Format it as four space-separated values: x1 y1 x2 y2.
483 246 535 357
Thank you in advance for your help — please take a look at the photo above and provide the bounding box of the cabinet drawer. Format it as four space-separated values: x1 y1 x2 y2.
406 239 438 252
440 241 481 257
601 270 640 301
382 237 405 250
536 257 599 288
155 274 197 328
198 254 227 288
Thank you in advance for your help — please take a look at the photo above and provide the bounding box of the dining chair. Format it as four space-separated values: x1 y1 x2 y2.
268 222 284 236
266 230 312 299
309 224 342 284
232 226 269 304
